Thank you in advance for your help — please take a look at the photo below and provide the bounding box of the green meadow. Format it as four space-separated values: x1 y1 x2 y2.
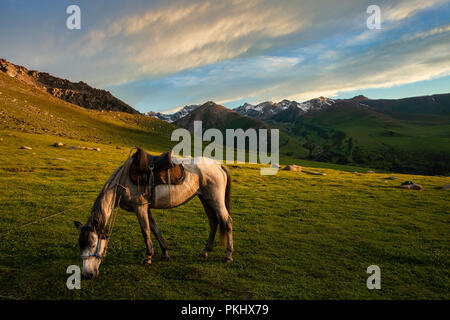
0 72 449 299
0 130 449 299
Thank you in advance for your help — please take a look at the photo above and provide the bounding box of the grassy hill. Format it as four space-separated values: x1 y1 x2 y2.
0 72 177 152
363 93 450 115
272 100 450 175
0 71 449 299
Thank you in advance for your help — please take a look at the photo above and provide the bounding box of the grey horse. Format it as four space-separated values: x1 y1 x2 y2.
74 155 233 279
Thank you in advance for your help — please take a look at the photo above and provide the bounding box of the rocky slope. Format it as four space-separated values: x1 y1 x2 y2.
0 58 139 114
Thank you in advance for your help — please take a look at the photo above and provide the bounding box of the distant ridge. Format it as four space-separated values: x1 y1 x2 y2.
174 101 270 132
0 58 139 114
363 94 450 115
145 93 450 124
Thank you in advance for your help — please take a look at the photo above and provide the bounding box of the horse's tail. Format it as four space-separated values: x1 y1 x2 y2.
219 165 232 247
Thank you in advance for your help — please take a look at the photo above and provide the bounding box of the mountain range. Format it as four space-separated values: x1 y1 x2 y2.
146 94 450 175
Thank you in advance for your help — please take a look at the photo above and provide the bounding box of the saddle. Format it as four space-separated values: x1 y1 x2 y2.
129 148 185 205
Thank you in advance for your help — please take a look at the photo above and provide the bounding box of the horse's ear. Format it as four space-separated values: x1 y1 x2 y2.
74 221 83 231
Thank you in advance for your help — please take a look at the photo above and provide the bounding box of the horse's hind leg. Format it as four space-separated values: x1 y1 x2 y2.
147 208 170 261
217 205 233 263
202 197 233 262
198 195 219 258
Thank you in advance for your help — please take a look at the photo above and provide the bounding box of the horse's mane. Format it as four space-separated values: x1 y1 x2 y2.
86 159 131 231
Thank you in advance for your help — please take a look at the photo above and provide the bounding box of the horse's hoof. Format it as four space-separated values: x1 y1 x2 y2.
142 257 152 265
161 254 170 261
199 251 208 258
223 257 233 263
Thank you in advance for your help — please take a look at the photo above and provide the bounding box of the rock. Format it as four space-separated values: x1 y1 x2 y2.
52 142 64 147
400 181 423 191
19 146 32 150
48 158 69 161
303 170 326 176
367 170 375 173
271 163 280 168
386 176 398 180
68 145 100 151
283 165 302 172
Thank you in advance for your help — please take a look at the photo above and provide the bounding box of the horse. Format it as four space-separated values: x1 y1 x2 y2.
73 153 233 279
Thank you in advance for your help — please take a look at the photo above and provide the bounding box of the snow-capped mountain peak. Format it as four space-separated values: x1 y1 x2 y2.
145 97 338 123
144 104 200 123
233 97 336 119
296 97 336 112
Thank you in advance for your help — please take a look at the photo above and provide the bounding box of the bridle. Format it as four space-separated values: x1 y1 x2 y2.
82 233 109 260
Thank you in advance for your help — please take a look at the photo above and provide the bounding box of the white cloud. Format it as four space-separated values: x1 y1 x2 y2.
2 0 448 111
383 0 447 22
283 32 450 102
74 0 308 86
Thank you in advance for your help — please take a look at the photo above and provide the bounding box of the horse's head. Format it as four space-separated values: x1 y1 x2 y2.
74 221 108 279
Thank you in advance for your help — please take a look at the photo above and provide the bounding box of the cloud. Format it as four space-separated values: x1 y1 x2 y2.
282 28 450 101
383 0 448 22
1 0 448 112
138 21 450 110
73 0 308 86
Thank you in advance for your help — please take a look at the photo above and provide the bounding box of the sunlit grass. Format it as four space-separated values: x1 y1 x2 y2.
0 130 448 299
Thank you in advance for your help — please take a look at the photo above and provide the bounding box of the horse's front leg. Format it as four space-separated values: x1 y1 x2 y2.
147 208 170 261
135 205 153 265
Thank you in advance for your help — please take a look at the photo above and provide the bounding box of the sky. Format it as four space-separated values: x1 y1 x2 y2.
0 0 449 113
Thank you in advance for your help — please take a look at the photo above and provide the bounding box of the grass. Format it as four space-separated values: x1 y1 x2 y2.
0 130 448 299
0 71 449 299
